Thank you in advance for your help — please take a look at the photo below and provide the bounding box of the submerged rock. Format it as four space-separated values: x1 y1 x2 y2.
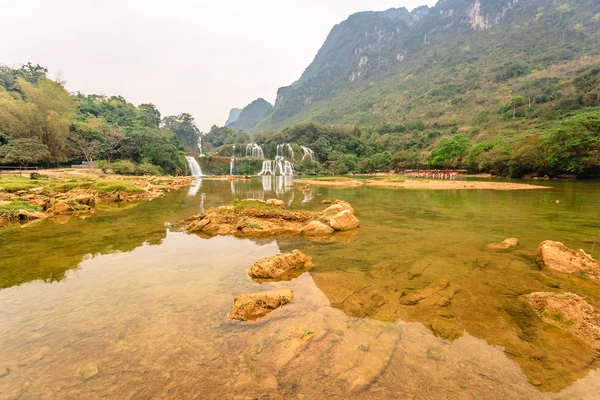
248 250 313 282
228 289 293 321
487 238 519 250
537 240 600 283
524 292 600 350
78 362 99 381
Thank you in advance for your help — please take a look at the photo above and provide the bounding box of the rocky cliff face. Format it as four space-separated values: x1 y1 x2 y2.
265 0 547 127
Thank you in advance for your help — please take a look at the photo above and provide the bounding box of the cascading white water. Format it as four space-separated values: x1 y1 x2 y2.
300 146 316 162
245 143 264 159
230 157 235 175
197 136 204 157
259 143 295 176
286 144 294 160
185 156 203 177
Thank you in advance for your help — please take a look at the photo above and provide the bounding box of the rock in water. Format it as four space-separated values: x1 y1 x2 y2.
301 221 334 236
524 292 600 350
487 238 519 250
266 199 285 208
248 250 313 281
228 289 293 321
47 200 73 215
79 362 99 380
328 210 360 231
537 240 600 283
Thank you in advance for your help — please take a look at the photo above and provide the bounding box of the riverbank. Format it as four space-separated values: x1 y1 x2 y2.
0 169 192 228
294 176 548 190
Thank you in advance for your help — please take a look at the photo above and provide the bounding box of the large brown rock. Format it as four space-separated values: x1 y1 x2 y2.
47 200 73 215
17 209 47 221
328 210 360 231
524 292 600 350
186 218 210 233
537 240 600 283
248 250 313 281
301 221 334 236
228 289 293 321
75 194 96 206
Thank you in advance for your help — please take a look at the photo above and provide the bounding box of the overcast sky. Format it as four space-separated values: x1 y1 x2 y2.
1 0 436 131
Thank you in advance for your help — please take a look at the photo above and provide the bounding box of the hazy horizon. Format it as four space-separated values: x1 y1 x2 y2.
1 0 436 132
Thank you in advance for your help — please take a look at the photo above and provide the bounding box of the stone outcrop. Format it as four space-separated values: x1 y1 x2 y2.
301 221 334 236
487 238 519 250
248 250 313 282
184 199 359 238
537 240 600 283
47 201 74 215
524 292 600 350
328 210 360 231
228 289 293 321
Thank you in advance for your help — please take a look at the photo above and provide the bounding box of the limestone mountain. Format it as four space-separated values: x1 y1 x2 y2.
251 0 600 132
226 98 273 132
225 108 242 126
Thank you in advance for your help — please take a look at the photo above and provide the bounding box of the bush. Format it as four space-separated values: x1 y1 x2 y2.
134 162 163 176
110 160 136 175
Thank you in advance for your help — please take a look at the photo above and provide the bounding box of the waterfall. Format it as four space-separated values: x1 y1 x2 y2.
185 156 203 177
230 157 235 175
286 144 294 160
245 143 264 159
197 136 204 157
276 144 284 159
300 146 316 162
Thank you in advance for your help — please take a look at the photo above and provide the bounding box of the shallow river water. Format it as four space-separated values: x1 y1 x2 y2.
1 177 599 399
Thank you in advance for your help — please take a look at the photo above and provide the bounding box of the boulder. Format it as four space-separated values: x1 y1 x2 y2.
487 238 519 250
248 250 313 281
266 199 285 208
228 289 293 321
301 221 334 236
17 209 46 221
328 210 360 231
47 201 73 215
524 292 600 350
79 362 99 381
537 240 600 283
186 218 210 233
321 200 332 205
75 194 96 206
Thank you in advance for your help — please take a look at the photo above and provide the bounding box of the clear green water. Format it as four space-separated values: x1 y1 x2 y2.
1 177 599 399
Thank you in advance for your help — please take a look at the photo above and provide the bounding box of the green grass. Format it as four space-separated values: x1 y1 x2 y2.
0 201 42 218
0 177 40 192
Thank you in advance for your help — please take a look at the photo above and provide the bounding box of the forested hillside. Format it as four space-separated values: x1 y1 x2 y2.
211 0 600 177
0 63 200 175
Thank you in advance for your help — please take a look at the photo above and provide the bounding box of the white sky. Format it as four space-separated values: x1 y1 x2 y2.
0 0 436 131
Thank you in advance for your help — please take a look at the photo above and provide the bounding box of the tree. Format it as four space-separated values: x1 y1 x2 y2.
431 134 471 167
162 113 200 152
0 138 51 175
136 103 161 128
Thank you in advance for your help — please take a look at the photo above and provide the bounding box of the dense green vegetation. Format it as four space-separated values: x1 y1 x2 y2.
211 0 600 177
0 63 198 175
204 109 599 177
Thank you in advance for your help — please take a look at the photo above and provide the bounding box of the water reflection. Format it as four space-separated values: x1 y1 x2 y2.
0 179 599 398
187 178 202 197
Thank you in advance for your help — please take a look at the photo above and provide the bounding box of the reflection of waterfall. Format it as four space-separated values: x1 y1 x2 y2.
187 179 202 197
301 146 316 162
197 136 204 156
185 156 203 177
245 143 264 159
200 193 206 212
